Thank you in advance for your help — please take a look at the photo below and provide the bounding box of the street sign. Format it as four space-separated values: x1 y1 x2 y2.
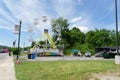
14 25 20 34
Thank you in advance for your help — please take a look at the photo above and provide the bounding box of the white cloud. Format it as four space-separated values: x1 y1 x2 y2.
51 0 76 18
0 0 118 47
3 0 53 33
0 7 16 30
0 26 12 30
2 0 83 33
70 24 89 33
69 13 93 33
70 16 82 23
0 7 16 23
0 18 14 30
78 26 89 33
4 0 40 21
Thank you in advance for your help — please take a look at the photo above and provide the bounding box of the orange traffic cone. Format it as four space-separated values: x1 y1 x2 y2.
16 59 21 64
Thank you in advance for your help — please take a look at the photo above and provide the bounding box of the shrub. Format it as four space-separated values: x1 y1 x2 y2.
12 48 22 55
12 48 18 55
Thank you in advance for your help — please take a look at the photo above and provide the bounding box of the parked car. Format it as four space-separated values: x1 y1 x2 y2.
102 52 117 59
77 51 83 57
85 52 91 57
95 53 102 57
95 51 105 57
71 50 79 56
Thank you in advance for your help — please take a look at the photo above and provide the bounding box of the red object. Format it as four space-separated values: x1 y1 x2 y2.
16 59 21 64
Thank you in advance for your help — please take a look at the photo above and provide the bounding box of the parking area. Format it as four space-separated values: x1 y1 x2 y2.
19 55 114 61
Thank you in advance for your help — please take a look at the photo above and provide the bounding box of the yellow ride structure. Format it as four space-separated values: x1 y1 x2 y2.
30 29 63 56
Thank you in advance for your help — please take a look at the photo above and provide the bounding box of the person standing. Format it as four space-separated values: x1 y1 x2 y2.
9 52 11 56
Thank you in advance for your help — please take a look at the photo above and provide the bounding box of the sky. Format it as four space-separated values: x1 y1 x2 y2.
0 0 120 47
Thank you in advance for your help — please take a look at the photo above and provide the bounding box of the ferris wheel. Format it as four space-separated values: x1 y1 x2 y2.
28 26 34 42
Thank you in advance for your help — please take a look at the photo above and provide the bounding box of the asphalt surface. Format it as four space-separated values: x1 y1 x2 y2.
19 55 114 61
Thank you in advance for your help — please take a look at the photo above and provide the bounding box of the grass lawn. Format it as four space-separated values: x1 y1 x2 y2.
15 60 120 80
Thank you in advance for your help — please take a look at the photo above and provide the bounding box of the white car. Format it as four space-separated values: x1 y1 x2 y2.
85 52 91 57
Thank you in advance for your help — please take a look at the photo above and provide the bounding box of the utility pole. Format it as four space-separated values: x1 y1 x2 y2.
115 0 119 55
115 0 120 65
17 20 22 60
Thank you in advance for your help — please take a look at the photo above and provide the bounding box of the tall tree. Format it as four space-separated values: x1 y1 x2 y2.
70 27 85 46
85 30 96 46
94 29 112 47
51 17 69 34
110 30 116 46
51 17 70 47
85 29 112 48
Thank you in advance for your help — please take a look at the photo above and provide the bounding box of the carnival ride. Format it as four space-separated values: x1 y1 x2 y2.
29 16 63 56
30 29 63 56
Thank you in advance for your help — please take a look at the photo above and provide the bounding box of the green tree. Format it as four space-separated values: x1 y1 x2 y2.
94 29 112 47
85 29 112 48
85 30 96 47
51 17 69 33
110 30 116 46
51 17 70 47
109 30 120 46
70 27 85 46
